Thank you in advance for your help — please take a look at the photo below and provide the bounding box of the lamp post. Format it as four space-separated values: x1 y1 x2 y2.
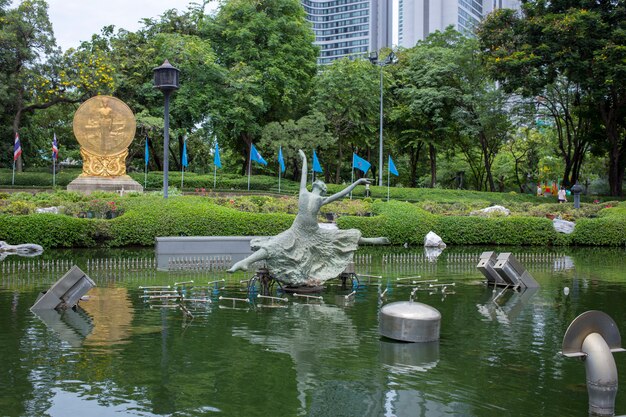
153 59 180 198
369 50 395 187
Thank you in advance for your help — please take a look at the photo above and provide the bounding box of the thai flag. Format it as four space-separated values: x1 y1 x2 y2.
52 133 59 160
13 133 22 161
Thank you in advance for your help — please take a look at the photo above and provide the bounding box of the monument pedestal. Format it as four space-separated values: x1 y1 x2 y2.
67 175 143 195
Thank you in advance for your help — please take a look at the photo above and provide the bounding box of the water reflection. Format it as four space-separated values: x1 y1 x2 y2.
232 302 360 414
1 246 626 417
380 339 439 373
31 307 93 348
80 287 133 348
476 287 539 324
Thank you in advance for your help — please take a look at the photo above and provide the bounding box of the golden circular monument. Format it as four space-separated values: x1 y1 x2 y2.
73 95 136 177
67 95 143 193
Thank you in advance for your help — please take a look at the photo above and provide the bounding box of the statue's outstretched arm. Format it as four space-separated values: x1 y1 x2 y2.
298 149 308 191
323 178 370 205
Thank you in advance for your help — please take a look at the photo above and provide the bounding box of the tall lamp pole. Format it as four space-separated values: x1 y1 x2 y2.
153 59 180 198
369 50 395 187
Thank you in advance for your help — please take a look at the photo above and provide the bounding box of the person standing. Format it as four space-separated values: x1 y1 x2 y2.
558 186 567 203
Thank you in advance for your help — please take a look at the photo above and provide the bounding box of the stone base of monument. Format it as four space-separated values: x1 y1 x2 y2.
67 175 143 195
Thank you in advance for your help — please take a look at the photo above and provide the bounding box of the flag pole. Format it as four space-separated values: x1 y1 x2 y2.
144 163 147 190
387 163 390 202
12 160 16 186
214 165 217 189
247 150 251 191
52 156 56 188
278 166 281 194
350 168 354 200
181 165 184 189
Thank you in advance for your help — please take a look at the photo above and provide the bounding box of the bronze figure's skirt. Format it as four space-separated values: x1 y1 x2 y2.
250 226 361 286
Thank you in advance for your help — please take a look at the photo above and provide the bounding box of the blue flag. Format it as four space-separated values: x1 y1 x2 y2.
144 137 149 166
214 142 222 168
312 150 323 173
182 140 188 167
352 153 371 173
388 155 398 176
278 146 285 173
250 144 267 165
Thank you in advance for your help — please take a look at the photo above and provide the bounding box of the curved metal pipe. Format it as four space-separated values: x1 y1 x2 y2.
582 332 618 416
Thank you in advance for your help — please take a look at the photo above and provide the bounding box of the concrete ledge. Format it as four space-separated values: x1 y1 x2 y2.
155 236 258 271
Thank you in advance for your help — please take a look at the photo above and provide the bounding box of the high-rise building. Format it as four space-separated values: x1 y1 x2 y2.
398 0 521 48
303 0 393 65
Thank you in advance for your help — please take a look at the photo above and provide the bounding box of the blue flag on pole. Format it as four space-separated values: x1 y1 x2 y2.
144 137 149 165
214 142 222 168
388 155 399 176
312 150 323 173
250 144 267 165
182 140 188 167
352 153 371 173
278 146 285 173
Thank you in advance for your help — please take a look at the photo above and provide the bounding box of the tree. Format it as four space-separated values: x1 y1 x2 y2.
204 0 318 173
478 3 626 195
260 111 333 181
392 29 468 188
313 58 380 182
0 0 114 170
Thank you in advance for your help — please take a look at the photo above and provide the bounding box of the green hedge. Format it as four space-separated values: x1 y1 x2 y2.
1 197 625 248
338 200 626 246
435 216 557 246
338 200 437 244
107 197 294 246
571 204 626 246
0 214 104 247
0 196 294 248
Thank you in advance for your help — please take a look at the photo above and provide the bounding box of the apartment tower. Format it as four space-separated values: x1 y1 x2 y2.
398 0 521 48
303 0 393 65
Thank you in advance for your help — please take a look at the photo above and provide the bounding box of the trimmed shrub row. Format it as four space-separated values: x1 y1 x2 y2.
1 199 625 248
0 197 294 248
338 200 625 246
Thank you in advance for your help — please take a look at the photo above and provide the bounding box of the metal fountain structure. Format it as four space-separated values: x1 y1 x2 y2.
562 311 625 417
477 251 540 290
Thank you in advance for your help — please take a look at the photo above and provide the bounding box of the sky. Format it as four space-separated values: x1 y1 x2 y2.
20 0 398 52
45 0 215 51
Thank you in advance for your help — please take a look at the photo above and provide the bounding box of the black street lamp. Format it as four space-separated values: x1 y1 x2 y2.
369 50 395 187
153 59 180 198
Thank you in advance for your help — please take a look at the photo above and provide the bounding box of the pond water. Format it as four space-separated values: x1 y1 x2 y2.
1 246 626 417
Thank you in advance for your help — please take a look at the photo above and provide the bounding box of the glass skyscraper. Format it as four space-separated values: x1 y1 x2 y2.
398 0 520 48
303 0 393 65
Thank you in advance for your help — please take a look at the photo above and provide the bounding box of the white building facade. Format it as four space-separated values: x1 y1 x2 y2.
303 0 393 65
398 0 521 48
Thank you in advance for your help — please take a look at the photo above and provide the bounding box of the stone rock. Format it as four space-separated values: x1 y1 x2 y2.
0 241 44 255
424 231 446 248
553 218 575 234
470 205 510 216
36 207 60 214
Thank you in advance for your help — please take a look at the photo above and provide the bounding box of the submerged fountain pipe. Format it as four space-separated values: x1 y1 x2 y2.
582 332 618 416
561 311 625 417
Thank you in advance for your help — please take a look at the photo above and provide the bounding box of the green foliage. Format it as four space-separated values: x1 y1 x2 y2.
313 58 379 180
0 214 103 248
1 191 625 249
477 2 626 195
107 197 294 246
338 201 436 244
435 216 556 246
